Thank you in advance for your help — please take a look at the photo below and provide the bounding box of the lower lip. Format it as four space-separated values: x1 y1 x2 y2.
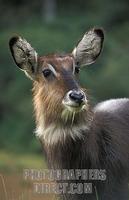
65 101 85 107
65 104 86 112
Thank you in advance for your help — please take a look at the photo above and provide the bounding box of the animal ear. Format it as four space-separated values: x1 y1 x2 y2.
9 36 38 80
72 28 104 67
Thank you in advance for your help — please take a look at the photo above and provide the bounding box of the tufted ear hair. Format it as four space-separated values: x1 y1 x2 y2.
72 28 104 67
9 36 38 80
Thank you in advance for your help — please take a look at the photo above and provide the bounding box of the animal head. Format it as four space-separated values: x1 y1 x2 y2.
9 28 104 127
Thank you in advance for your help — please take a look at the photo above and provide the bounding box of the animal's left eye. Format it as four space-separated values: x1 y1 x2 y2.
42 69 52 78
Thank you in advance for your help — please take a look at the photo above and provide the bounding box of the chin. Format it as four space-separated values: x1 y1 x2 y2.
61 103 88 124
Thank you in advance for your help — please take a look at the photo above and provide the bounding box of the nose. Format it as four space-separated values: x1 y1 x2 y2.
69 90 85 104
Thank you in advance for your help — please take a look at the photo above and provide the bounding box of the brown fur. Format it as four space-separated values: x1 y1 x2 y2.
33 54 89 128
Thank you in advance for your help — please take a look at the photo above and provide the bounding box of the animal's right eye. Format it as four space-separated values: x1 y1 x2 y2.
75 66 80 74
42 69 52 78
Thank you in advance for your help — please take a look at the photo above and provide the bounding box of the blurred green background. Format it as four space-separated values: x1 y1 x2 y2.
1 0 129 154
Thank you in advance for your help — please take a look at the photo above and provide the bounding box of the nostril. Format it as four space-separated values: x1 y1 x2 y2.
69 92 77 101
79 93 84 100
69 91 85 104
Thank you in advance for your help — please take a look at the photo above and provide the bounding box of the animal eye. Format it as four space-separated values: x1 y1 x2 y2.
75 67 80 74
42 69 52 78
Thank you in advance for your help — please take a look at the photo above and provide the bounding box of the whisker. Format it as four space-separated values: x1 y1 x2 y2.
71 112 75 125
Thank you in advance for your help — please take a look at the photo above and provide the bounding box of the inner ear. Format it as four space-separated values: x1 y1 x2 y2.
9 36 38 80
72 28 104 67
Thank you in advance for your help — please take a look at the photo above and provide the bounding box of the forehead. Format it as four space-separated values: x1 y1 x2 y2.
39 54 74 70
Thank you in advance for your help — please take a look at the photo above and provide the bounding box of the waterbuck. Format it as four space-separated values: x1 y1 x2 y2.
9 28 129 200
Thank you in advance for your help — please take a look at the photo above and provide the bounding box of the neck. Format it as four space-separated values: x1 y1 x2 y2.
38 120 99 170
35 109 99 170
35 108 93 145
36 121 89 145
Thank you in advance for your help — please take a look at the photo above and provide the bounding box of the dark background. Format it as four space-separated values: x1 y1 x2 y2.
1 0 129 153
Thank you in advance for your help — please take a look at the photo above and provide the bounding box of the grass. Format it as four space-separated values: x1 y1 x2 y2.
0 150 54 200
0 173 54 200
0 151 100 200
0 174 8 200
0 150 46 173
94 186 99 200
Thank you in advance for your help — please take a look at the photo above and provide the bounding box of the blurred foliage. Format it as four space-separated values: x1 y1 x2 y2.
0 0 129 153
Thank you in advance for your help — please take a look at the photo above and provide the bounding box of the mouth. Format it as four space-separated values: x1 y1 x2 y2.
62 100 87 113
61 100 87 124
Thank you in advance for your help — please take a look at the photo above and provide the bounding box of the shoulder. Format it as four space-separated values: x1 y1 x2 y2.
92 99 129 174
94 98 129 115
92 98 129 133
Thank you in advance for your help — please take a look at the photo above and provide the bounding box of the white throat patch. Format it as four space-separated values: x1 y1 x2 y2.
35 123 89 145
